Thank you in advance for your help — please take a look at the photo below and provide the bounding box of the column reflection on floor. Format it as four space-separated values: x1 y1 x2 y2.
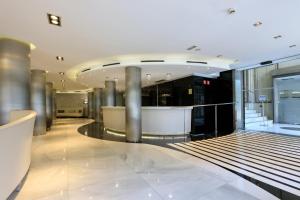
77 122 189 147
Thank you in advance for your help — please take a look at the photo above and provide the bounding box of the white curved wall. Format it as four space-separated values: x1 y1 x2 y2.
0 110 36 199
102 107 192 135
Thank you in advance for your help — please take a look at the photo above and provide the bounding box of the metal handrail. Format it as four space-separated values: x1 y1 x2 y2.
242 87 273 92
193 102 235 108
192 102 235 137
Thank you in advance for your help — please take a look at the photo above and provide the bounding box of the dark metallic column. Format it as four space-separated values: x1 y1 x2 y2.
30 70 47 135
116 91 125 106
125 66 142 142
234 70 245 130
0 38 31 125
104 80 116 106
93 88 103 123
52 89 57 120
88 92 94 118
46 82 53 129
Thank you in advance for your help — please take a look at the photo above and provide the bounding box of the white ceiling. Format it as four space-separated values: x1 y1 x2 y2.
1 0 300 90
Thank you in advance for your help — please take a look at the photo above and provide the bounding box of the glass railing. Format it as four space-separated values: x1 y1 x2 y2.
192 102 235 138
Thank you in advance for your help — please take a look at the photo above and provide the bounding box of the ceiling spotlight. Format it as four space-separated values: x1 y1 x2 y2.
56 56 64 61
166 73 172 80
146 74 151 81
289 45 297 48
46 70 49 73
47 13 61 26
273 35 282 39
227 8 236 15
216 55 223 58
187 45 197 51
253 21 263 27
59 72 65 75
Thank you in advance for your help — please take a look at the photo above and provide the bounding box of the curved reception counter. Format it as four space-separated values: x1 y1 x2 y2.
0 110 36 199
102 106 192 137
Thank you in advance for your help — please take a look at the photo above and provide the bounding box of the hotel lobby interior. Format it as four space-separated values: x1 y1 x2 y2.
1 1 300 199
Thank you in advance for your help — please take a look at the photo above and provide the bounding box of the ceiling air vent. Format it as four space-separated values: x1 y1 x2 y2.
186 61 208 64
260 60 273 65
81 68 91 73
102 62 120 67
141 60 165 63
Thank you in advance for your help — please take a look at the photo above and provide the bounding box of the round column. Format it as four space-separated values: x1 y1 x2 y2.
104 80 116 106
88 92 94 118
46 82 53 129
125 66 142 143
30 70 47 135
0 38 31 125
93 88 103 123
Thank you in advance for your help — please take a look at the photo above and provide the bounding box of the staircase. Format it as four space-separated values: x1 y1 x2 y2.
245 103 273 129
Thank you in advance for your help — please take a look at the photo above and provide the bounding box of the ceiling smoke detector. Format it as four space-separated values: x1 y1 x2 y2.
227 8 236 15
253 21 263 27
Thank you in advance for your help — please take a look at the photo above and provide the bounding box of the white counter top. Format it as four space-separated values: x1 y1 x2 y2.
102 106 193 110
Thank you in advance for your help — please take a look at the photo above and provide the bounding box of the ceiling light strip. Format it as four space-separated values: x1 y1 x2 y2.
81 68 91 73
102 62 120 67
140 60 165 63
186 61 208 64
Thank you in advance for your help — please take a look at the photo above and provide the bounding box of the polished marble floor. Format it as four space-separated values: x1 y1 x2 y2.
16 118 278 200
78 122 189 147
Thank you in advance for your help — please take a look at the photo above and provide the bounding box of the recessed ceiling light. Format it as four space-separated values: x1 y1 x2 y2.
56 56 64 61
289 45 297 48
46 70 49 73
227 8 236 15
59 72 65 75
253 21 263 27
187 45 197 51
47 13 61 26
166 73 172 80
146 74 151 81
216 55 223 58
273 35 282 39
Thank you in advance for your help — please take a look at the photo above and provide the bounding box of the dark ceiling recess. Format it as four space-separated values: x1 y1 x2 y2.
186 61 208 64
260 60 273 65
81 68 91 73
102 62 120 67
141 60 165 63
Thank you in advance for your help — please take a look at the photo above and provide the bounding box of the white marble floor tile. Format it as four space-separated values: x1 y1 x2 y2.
16 119 278 200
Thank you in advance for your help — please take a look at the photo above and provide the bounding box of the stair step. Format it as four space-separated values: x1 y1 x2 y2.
245 116 267 124
245 109 257 114
245 120 273 129
245 113 261 118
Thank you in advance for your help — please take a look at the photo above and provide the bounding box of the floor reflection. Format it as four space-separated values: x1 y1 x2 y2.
77 122 189 147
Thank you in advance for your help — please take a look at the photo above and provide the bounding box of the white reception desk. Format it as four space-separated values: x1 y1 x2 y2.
102 106 192 136
0 110 36 199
